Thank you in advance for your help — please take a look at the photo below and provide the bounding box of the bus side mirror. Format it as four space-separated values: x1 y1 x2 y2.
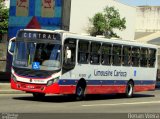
67 49 71 59
8 37 16 55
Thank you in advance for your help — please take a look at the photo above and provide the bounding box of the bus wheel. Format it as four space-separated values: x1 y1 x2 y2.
76 84 85 101
125 81 134 98
32 93 45 99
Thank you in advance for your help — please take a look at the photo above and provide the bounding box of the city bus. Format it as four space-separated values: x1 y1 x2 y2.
8 29 158 100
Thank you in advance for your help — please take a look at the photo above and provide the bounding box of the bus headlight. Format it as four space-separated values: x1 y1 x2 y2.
47 77 59 86
11 74 17 82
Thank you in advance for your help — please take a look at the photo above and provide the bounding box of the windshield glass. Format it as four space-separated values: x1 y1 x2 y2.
13 41 61 71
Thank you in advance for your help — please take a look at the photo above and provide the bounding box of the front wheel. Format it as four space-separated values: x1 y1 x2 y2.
32 93 45 99
125 81 134 98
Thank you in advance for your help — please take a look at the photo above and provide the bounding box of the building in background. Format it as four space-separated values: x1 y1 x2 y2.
8 0 62 39
68 0 136 41
135 6 160 46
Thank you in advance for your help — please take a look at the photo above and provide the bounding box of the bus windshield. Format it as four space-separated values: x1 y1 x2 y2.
13 41 61 71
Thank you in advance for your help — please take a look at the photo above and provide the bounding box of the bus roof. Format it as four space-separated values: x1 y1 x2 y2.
21 29 158 49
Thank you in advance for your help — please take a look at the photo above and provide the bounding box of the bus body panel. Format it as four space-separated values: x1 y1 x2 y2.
60 64 157 94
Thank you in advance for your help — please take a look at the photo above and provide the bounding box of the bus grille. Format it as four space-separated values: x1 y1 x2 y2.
13 67 53 78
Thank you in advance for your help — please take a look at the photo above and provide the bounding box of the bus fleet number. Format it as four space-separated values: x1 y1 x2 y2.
79 74 86 78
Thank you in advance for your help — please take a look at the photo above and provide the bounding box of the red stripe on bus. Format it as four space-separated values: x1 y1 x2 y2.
86 85 126 94
134 85 155 92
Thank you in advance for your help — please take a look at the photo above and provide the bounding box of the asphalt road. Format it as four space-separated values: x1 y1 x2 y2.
0 90 160 119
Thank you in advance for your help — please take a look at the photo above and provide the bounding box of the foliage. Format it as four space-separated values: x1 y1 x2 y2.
0 0 9 34
88 13 106 36
88 6 126 38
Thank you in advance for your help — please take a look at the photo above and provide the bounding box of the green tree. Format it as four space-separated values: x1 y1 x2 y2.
0 0 9 34
88 6 126 38
88 13 106 36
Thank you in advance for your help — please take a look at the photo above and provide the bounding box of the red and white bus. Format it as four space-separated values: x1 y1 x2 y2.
8 29 158 100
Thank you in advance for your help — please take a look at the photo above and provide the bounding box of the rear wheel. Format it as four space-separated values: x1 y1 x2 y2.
32 93 45 99
125 81 134 98
75 84 85 101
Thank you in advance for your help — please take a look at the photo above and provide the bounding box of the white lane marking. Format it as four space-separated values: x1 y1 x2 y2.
82 101 160 107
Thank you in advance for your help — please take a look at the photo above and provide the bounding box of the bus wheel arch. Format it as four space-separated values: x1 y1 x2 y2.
125 79 134 98
75 78 87 100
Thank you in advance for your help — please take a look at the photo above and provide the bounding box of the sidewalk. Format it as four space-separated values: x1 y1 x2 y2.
0 83 24 94
0 72 24 94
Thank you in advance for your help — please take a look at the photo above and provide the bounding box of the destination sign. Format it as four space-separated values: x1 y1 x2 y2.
17 31 61 41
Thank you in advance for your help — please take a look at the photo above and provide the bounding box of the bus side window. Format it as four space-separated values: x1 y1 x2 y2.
101 43 112 65
140 48 148 67
122 46 131 66
112 45 122 66
132 47 140 67
148 49 156 67
90 42 101 64
78 40 89 64
63 38 77 71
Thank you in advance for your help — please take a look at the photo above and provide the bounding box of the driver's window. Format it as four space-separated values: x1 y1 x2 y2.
63 38 77 72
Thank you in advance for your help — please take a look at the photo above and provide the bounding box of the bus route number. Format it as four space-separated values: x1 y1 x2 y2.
79 74 86 78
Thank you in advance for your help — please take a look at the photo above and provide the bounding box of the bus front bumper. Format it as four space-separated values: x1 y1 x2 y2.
11 78 61 94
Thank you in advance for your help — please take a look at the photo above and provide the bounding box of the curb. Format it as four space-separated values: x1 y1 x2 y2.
0 90 25 94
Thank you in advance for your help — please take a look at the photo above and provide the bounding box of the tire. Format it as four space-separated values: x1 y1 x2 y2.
125 81 134 98
75 84 85 101
32 93 45 99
